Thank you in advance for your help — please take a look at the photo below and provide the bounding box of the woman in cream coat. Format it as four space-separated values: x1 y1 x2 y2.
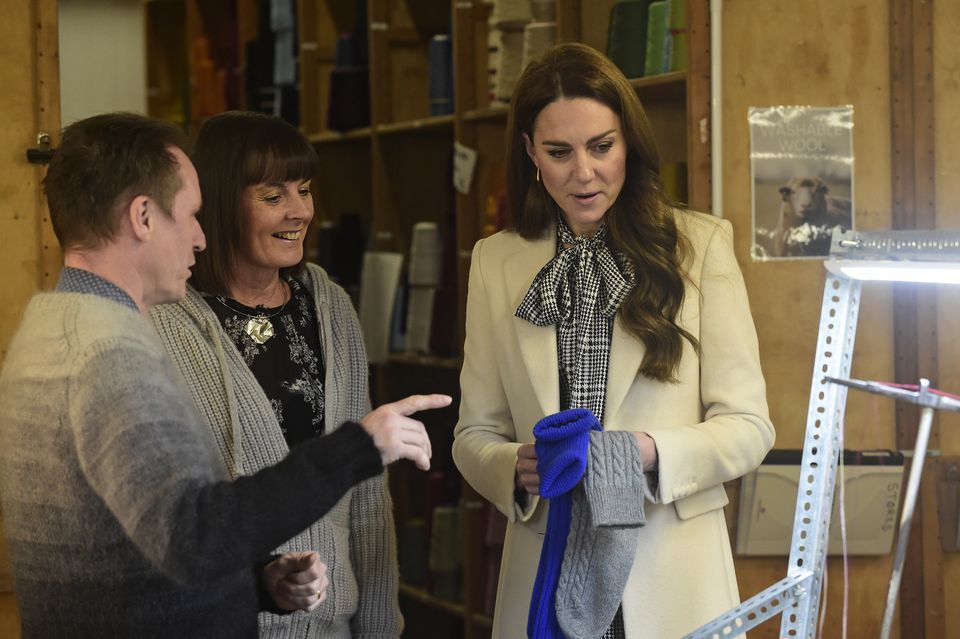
452 44 775 638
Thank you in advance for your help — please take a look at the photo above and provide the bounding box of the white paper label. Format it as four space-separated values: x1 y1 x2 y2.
453 141 478 195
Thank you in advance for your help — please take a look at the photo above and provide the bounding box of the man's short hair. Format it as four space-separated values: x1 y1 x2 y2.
43 112 191 250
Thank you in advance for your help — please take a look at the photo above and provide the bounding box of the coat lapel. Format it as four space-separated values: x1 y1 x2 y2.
604 316 645 426
503 233 560 417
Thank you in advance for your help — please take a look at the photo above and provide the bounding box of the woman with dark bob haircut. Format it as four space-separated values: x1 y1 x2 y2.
453 43 774 638
150 111 407 638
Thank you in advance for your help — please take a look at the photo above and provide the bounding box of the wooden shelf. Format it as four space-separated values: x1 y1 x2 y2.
386 352 463 370
308 127 373 144
462 106 508 122
470 613 493 629
308 115 455 147
629 70 687 90
630 71 687 101
377 114 456 136
398 583 466 618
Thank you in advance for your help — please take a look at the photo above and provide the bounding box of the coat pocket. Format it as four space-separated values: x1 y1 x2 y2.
673 484 728 520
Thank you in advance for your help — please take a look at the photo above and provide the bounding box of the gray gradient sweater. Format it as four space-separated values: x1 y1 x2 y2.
149 263 402 639
0 291 383 639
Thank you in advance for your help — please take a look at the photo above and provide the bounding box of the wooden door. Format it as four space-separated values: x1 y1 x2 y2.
0 1 60 634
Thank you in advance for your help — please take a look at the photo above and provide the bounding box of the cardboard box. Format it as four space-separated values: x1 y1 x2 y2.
736 450 904 556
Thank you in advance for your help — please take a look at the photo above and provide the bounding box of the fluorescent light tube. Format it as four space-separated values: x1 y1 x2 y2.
825 259 960 284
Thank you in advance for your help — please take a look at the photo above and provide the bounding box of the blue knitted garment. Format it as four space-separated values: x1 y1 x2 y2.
527 408 602 639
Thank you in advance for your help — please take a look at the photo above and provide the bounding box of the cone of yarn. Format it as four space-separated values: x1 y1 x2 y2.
406 222 442 354
521 22 557 71
530 0 555 22
668 0 689 71
487 28 501 103
423 470 449 541
660 161 688 203
428 506 462 601
427 506 461 572
428 35 454 115
334 33 359 67
495 29 525 101
388 284 407 353
490 0 532 30
643 0 671 77
408 221 442 286
405 287 435 353
607 0 652 79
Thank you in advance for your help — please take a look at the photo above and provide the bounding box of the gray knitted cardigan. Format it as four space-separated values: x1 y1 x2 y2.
149 263 402 639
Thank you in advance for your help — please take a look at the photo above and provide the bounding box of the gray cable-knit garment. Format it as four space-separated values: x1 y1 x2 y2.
150 263 402 639
556 431 649 638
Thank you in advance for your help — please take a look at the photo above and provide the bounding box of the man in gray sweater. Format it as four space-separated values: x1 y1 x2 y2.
0 112 448 639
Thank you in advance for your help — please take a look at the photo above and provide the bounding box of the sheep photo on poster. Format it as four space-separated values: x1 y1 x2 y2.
749 105 854 260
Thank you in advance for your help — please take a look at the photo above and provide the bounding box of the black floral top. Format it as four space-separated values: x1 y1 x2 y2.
205 277 326 448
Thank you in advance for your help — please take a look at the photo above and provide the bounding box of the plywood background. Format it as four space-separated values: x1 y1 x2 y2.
721 1 900 637
934 0 960 637
1 3 47 361
0 0 43 602
0 7 59 637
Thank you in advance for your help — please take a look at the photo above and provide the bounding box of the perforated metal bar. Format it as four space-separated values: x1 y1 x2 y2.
780 272 862 637
682 570 813 638
686 271 862 639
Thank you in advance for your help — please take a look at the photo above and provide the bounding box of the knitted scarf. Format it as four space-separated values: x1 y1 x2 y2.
515 220 634 420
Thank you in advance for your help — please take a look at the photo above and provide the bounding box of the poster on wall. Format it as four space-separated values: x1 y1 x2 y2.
749 106 854 260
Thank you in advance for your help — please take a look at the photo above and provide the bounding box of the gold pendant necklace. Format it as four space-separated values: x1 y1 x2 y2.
242 316 276 344
215 284 290 345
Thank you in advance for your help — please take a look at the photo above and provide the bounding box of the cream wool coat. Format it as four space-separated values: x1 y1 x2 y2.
452 210 775 639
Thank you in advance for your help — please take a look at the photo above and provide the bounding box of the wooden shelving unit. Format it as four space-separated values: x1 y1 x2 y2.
301 2 711 638
147 2 711 637
145 0 287 134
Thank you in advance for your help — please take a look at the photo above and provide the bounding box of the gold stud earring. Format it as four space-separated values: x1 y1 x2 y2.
536 167 541 183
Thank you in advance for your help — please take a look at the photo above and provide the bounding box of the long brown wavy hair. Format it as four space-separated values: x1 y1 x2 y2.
505 42 699 382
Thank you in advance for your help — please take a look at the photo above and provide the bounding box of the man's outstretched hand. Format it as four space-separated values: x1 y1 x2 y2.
361 394 452 471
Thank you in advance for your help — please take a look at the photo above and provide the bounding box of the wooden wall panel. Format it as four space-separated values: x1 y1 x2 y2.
0 0 58 634
934 0 960 637
722 1 897 636
890 1 943 634
1 2 54 361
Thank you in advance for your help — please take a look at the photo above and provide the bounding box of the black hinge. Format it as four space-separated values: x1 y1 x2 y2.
26 132 56 165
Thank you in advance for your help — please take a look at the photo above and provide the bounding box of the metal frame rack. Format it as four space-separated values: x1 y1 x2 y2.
685 269 862 638
688 228 960 638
